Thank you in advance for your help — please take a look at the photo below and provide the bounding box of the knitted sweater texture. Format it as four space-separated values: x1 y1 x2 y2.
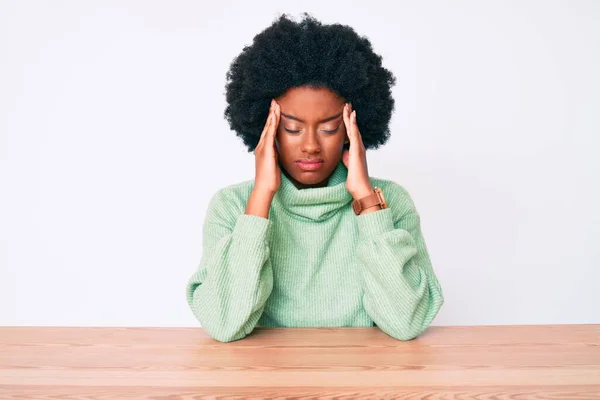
186 161 444 342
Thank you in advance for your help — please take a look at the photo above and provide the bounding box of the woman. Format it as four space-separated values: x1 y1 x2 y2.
186 13 444 342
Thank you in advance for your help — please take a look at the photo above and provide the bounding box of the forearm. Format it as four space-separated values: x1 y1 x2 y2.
245 189 275 219
187 214 274 342
356 208 444 340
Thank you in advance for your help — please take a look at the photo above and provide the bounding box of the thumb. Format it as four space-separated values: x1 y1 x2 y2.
342 149 349 168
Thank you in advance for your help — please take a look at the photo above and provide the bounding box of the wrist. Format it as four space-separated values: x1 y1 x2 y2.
351 186 375 201
251 187 277 200
245 189 275 218
351 186 388 215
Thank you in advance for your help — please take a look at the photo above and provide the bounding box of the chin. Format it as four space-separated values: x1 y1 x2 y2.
295 172 327 184
285 161 337 186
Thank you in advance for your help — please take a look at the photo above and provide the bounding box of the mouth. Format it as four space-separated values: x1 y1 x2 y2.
295 159 324 171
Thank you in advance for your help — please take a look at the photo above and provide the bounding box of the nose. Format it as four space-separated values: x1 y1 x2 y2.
300 130 321 154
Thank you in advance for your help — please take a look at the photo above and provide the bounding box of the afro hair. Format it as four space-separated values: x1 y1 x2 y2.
224 13 396 152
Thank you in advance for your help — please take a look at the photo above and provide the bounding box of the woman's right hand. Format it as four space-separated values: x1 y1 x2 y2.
252 99 281 196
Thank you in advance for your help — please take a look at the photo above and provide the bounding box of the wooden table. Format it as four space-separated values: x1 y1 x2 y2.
1 325 599 398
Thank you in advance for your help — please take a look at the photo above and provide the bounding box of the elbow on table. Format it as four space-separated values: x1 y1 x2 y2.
192 308 254 343
203 326 249 343
192 308 254 342
383 324 431 341
380 294 445 341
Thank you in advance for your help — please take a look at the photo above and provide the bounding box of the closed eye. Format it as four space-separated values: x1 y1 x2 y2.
284 127 340 134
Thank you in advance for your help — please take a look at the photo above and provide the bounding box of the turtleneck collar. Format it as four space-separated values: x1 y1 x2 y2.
274 161 353 222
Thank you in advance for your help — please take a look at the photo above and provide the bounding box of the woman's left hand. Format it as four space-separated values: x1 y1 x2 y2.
342 103 374 200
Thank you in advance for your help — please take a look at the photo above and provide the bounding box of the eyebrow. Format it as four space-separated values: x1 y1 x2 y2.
280 112 343 123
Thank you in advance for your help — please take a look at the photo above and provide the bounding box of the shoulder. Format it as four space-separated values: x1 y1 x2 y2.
368 175 420 218
205 179 255 221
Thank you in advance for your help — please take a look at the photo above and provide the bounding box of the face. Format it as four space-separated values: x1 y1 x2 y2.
274 86 349 189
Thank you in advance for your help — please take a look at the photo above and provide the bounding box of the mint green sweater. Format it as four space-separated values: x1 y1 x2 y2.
186 161 444 342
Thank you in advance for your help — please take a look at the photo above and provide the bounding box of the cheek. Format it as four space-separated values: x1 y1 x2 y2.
274 133 294 157
276 130 299 147
321 135 346 154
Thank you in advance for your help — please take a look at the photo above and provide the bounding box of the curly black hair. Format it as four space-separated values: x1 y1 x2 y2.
224 13 396 152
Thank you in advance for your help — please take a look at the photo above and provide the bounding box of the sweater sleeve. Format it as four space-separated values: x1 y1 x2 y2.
355 185 444 340
186 190 274 342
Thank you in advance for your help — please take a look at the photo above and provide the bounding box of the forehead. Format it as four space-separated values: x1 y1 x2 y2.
275 86 344 120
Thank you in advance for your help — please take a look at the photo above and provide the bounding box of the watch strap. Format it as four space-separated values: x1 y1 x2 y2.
352 187 386 215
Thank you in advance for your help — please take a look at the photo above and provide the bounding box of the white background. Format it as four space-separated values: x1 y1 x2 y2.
1 0 598 327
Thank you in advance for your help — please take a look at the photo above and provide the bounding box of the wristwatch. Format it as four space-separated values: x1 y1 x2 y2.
352 187 388 215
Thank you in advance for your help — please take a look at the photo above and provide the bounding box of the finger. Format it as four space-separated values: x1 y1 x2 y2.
258 102 274 147
346 107 359 142
257 115 271 149
266 102 280 144
343 103 352 144
351 110 363 143
259 109 275 150
274 101 281 136
351 111 367 153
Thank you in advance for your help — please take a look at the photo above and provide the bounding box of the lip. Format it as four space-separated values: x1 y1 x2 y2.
295 159 324 171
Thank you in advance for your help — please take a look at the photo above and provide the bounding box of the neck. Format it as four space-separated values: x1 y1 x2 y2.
274 161 353 222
